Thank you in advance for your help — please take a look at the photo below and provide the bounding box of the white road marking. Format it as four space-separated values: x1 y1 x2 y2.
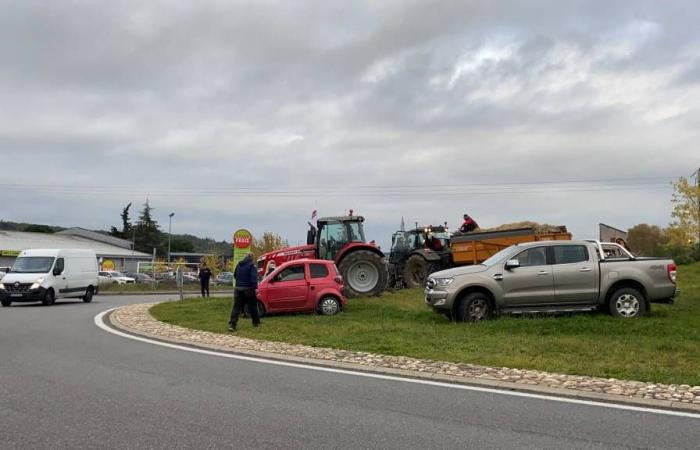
95 308 700 420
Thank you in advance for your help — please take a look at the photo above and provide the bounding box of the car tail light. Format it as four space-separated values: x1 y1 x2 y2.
334 275 344 285
667 263 677 284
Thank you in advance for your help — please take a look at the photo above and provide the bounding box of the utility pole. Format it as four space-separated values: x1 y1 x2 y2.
168 212 175 263
696 168 700 247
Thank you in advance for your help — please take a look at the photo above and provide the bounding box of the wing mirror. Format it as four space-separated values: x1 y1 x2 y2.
505 259 520 270
53 267 63 276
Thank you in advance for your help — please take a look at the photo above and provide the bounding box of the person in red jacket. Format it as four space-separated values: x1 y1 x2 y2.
460 214 479 233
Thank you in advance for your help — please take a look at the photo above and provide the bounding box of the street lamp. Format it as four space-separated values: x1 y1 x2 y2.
167 212 175 263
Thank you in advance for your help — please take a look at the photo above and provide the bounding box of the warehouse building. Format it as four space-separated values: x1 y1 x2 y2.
0 228 151 272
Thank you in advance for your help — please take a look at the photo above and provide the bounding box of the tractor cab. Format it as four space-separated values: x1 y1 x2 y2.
390 226 450 263
314 216 367 261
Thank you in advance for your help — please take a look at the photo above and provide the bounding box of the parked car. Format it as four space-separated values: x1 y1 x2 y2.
98 271 136 285
425 240 679 321
215 272 233 285
0 249 98 307
126 272 158 284
255 259 346 317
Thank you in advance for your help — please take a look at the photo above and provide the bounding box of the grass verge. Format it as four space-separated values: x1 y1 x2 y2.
151 264 700 385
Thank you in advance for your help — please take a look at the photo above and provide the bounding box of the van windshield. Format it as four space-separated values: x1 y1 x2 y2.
11 257 55 274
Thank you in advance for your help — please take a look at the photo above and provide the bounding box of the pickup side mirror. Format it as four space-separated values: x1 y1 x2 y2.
505 259 520 270
53 267 63 276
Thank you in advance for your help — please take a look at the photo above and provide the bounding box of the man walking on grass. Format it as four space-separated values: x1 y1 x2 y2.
229 253 260 331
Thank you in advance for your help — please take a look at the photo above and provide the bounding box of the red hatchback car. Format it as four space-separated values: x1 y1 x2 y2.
256 259 346 316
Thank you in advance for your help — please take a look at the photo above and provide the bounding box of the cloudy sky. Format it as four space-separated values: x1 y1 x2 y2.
1 0 698 249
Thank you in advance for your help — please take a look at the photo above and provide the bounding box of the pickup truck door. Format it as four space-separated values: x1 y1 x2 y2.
502 246 554 305
551 245 598 303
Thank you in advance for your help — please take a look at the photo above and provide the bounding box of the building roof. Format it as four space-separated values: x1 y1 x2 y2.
0 230 151 259
57 227 133 249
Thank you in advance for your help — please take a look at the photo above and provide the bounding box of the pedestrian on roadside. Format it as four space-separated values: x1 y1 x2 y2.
198 262 212 297
229 253 260 331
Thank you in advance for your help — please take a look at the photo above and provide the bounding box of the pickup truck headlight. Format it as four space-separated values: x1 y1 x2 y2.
434 278 454 287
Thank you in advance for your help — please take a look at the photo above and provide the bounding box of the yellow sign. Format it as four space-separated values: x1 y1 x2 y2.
102 260 115 271
0 250 20 257
232 229 253 268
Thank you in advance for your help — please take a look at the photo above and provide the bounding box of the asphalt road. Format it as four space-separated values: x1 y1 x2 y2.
1 294 698 449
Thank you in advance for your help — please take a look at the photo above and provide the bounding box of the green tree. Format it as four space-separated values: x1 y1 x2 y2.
110 203 133 239
170 237 195 253
667 176 700 246
133 201 165 256
251 232 288 258
22 224 54 233
627 224 667 256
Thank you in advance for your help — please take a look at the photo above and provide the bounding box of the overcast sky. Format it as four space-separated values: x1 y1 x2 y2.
1 0 698 249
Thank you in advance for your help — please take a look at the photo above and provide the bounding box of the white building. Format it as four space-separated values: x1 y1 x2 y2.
0 228 151 272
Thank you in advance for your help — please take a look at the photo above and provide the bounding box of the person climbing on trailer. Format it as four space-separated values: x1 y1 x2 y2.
459 214 479 233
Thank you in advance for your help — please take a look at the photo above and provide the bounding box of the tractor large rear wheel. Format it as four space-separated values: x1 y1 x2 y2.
403 254 438 289
338 250 388 297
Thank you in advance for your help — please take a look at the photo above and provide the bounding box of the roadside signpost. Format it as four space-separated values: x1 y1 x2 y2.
232 229 253 280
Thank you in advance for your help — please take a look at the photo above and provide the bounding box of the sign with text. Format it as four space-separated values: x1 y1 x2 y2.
232 229 253 273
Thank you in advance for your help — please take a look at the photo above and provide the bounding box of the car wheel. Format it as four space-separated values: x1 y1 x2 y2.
1 298 11 307
455 292 492 322
608 287 645 318
42 289 55 306
317 296 341 315
82 287 94 303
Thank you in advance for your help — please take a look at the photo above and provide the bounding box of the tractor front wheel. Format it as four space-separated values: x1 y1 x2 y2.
338 250 388 297
403 254 438 289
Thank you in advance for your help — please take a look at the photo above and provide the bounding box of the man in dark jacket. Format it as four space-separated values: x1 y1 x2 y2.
198 262 212 297
229 253 260 331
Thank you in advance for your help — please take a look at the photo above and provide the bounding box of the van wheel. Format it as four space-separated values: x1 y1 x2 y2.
82 287 94 303
455 293 492 322
42 290 55 306
608 288 645 318
1 299 11 307
317 296 341 315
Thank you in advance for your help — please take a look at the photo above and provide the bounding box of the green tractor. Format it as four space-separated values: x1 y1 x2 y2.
388 225 452 289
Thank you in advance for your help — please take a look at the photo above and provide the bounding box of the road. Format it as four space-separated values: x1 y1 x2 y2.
0 294 698 449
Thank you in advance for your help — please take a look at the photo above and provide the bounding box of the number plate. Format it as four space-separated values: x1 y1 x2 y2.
10 293 23 298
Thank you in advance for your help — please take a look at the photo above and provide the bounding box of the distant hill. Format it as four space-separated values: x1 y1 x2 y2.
0 219 232 256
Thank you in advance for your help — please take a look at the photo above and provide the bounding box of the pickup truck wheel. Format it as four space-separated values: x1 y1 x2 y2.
455 293 492 322
609 288 645 318
1 298 11 307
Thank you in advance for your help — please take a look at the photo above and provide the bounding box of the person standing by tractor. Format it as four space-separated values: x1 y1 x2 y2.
198 262 212 297
460 214 479 233
229 253 260 331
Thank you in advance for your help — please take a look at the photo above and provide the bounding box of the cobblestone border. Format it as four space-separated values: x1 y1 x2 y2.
110 303 700 413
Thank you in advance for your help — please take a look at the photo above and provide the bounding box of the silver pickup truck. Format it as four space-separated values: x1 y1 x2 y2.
425 240 679 321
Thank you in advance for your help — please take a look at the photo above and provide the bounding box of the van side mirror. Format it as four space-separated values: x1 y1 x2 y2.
505 259 520 270
53 267 63 276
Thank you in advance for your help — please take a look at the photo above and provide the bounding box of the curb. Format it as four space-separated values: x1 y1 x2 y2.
105 306 700 415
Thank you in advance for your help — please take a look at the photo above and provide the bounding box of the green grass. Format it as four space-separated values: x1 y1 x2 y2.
151 263 700 385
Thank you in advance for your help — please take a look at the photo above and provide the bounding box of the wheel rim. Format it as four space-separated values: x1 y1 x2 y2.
320 298 339 315
86 289 93 301
468 298 489 321
347 261 379 293
615 294 640 317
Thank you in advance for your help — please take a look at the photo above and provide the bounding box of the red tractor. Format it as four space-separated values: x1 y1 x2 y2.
257 215 387 297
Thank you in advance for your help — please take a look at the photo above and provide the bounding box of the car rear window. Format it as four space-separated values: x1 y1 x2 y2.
310 263 329 279
553 245 589 264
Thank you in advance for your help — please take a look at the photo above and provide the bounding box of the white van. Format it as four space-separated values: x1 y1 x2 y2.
0 249 99 307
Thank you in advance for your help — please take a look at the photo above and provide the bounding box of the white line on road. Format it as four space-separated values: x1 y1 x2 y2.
94 308 700 420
